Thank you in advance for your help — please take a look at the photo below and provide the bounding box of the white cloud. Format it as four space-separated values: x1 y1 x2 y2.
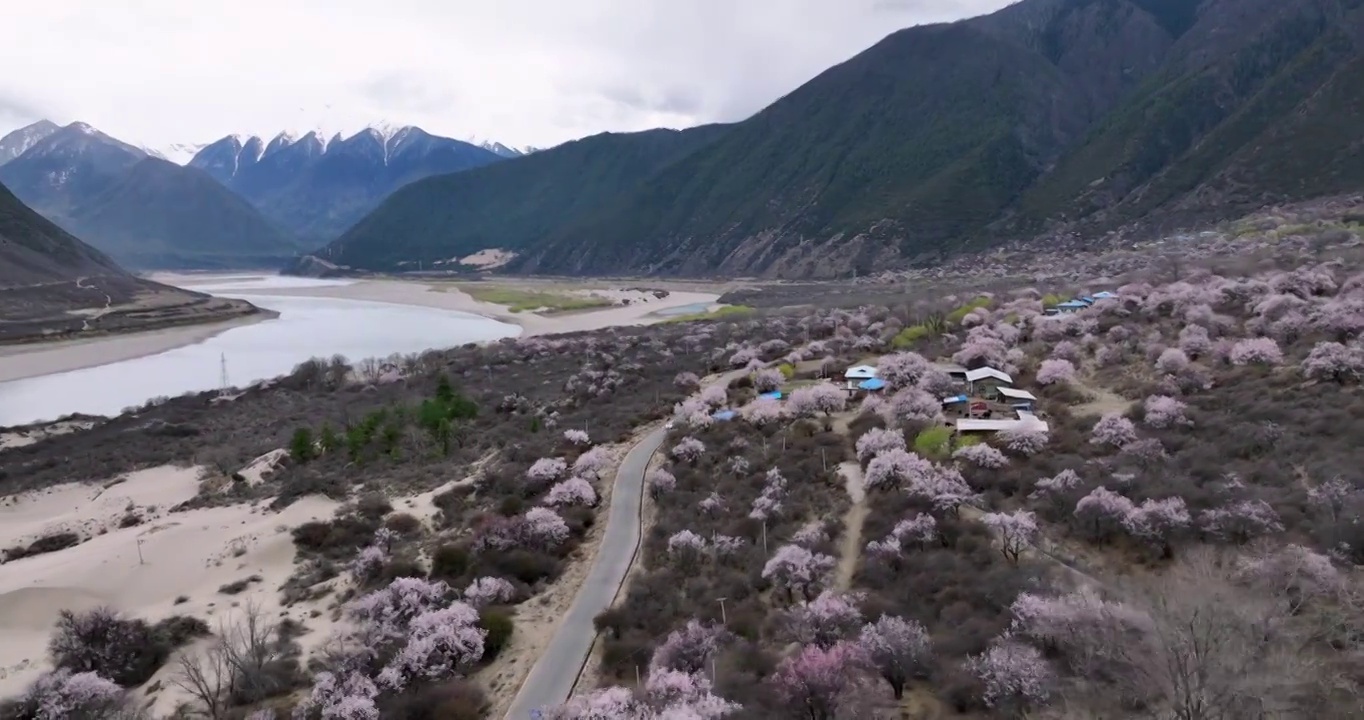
0 0 1013 149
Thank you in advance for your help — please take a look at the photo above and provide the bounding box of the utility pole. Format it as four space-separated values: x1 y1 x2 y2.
219 353 229 391
761 521 768 553
716 597 728 625
136 538 145 565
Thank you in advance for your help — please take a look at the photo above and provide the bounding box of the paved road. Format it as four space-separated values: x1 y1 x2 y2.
503 426 666 719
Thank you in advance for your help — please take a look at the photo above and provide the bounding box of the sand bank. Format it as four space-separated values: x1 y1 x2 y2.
0 464 340 703
0 313 269 385
217 277 721 337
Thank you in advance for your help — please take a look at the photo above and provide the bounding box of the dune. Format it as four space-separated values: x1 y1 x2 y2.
0 465 341 706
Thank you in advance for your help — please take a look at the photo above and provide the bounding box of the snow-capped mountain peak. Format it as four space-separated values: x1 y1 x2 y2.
0 119 60 166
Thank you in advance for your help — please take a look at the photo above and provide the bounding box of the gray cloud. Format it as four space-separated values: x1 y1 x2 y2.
0 0 1014 151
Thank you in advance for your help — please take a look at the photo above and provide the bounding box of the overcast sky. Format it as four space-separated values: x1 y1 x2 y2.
1 0 1013 152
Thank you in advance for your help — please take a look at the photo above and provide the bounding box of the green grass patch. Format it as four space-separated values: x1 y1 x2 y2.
913 426 953 460
1041 293 1065 309
662 305 754 323
456 285 612 313
946 297 992 324
891 324 931 348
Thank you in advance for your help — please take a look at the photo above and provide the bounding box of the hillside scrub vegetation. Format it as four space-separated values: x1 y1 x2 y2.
4 208 1364 716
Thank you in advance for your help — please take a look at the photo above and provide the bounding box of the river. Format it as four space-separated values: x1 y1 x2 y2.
0 276 520 426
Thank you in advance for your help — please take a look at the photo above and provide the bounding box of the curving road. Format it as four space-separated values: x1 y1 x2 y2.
503 425 667 719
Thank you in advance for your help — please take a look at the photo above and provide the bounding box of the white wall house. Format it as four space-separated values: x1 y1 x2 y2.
844 365 877 390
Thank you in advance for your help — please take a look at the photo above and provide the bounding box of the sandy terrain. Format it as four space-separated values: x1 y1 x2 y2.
0 313 268 385
0 465 341 706
218 278 720 337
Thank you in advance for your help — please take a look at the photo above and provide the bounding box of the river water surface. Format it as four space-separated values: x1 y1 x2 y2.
0 276 519 426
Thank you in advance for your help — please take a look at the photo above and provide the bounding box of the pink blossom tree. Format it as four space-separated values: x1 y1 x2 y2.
1073 487 1136 543
780 591 864 648
1228 337 1283 366
999 424 1047 456
892 514 939 546
1036 359 1076 386
1029 468 1084 516
544 477 598 507
572 447 610 478
1122 497 1191 553
1008 588 1153 677
905 466 979 516
1178 324 1213 358
1142 395 1189 429
762 544 836 602
877 352 932 389
863 448 936 492
526 457 567 489
374 603 486 690
647 468 676 498
522 507 571 549
463 577 516 608
294 671 379 720
1240 544 1344 612
855 427 906 463
884 388 945 423
1200 500 1283 544
1307 476 1357 521
699 385 729 408
953 443 1008 469
562 428 590 445
981 511 1039 564
1302 341 1364 383
966 636 1054 712
792 521 831 547
769 642 868 720
858 615 930 699
1154 347 1189 374
742 399 786 426
753 367 785 392
667 530 709 569
649 620 731 675
787 384 847 417
1090 413 1137 447
671 437 706 463
12 670 126 719
674 372 701 390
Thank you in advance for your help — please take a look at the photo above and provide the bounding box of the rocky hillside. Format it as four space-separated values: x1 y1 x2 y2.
310 0 1364 278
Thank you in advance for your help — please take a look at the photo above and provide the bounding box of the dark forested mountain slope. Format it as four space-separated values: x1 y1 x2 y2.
0 180 125 286
310 0 1364 278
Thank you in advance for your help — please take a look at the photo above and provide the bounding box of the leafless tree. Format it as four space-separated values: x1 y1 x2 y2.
172 602 284 718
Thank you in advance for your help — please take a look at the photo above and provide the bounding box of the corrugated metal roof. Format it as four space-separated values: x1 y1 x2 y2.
956 418 1050 433
858 378 887 390
844 365 878 379
997 387 1037 401
965 367 1013 384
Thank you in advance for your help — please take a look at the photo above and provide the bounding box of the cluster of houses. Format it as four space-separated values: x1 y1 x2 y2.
844 362 1049 435
1046 290 1118 315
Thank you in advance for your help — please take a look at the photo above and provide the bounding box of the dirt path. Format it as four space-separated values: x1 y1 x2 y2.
833 461 867 591
1071 375 1133 417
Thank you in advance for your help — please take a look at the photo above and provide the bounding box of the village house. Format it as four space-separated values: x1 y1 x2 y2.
843 365 878 391
965 366 1013 398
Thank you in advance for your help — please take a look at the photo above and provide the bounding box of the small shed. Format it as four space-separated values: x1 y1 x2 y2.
956 417 1051 434
844 365 878 390
757 391 783 401
941 394 968 406
997 386 1037 410
1055 300 1089 314
965 366 1013 398
1091 291 1118 300
858 378 887 392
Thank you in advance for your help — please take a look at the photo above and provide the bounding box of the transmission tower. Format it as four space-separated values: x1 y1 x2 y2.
220 353 229 391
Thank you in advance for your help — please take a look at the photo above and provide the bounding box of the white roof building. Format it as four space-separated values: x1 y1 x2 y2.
964 366 1013 385
844 365 878 380
956 416 1050 433
997 387 1038 402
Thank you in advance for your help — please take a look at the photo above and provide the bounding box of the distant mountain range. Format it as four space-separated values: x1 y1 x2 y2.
0 120 528 269
304 0 1364 279
187 125 509 242
0 122 303 269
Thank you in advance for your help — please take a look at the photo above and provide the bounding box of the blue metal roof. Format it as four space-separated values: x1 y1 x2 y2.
1092 291 1117 299
942 395 968 404
758 391 783 401
712 410 737 421
858 378 887 391
1057 300 1089 308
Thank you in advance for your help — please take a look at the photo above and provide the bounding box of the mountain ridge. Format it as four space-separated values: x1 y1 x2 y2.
188 124 507 242
306 0 1364 278
0 121 302 270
